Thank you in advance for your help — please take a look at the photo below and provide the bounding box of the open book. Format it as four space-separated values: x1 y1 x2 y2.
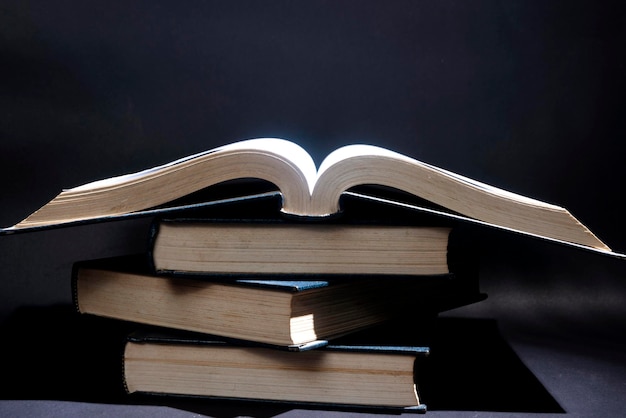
3 138 614 253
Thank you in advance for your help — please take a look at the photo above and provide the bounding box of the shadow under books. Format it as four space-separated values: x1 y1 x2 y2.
0 305 563 415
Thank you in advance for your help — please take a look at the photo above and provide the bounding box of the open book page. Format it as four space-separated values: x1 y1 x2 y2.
316 144 560 209
68 149 223 192
70 138 318 194
312 144 609 251
10 138 315 229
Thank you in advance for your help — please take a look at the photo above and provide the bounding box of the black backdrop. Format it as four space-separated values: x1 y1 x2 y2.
1 1 625 414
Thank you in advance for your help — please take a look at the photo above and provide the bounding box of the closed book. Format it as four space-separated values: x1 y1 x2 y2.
149 218 454 276
122 325 430 412
72 255 460 348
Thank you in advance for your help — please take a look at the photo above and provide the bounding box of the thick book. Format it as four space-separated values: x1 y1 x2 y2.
122 326 430 412
72 255 472 348
149 219 453 276
3 137 612 254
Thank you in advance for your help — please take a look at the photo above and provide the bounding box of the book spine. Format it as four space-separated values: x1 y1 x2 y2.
146 218 161 274
446 226 481 294
70 261 82 314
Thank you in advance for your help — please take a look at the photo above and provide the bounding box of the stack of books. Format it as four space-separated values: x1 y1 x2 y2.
3 138 615 413
69 194 483 412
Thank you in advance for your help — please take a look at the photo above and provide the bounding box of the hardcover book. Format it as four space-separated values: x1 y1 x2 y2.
149 219 453 276
122 326 431 412
72 255 473 348
3 137 613 255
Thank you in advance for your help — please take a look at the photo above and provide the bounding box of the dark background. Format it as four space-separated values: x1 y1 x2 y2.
1 1 625 417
